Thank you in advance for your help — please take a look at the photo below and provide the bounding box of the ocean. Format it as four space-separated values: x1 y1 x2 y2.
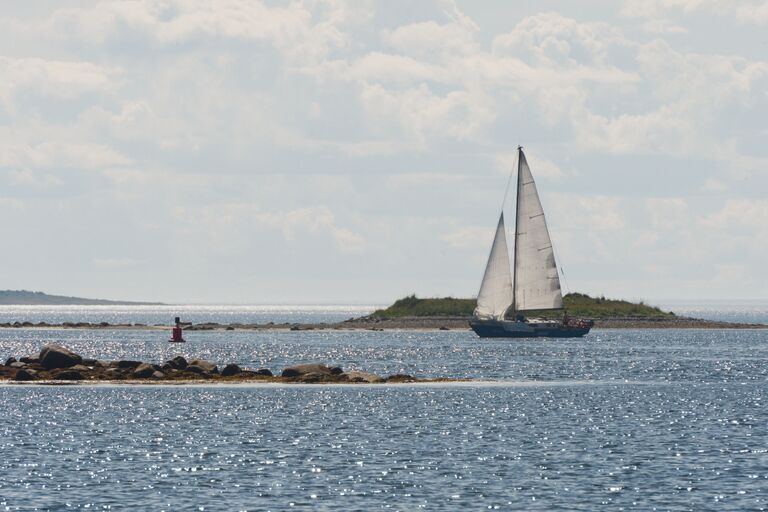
659 301 768 325
0 301 765 326
1 305 767 510
0 304 379 326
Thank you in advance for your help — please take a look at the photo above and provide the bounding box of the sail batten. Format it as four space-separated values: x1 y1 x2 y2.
513 150 564 311
474 213 513 320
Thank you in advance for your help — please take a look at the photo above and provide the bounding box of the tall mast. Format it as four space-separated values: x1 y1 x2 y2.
511 145 523 314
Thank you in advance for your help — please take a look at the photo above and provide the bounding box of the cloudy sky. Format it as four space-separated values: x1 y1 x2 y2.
1 0 766 304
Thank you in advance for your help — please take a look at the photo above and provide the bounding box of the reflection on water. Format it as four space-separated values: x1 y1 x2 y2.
0 304 380 325
1 327 767 509
1 328 766 382
661 301 768 324
1 302 767 326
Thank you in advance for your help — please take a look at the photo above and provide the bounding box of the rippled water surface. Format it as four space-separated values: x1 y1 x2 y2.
2 327 767 510
1 301 766 327
660 301 768 325
0 305 379 326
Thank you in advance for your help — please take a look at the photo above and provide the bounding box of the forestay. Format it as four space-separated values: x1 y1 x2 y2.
513 151 563 311
474 213 514 320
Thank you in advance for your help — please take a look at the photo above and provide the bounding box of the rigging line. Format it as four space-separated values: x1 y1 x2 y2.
499 148 518 213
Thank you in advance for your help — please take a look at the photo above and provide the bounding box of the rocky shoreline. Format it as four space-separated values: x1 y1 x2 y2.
1 344 447 385
0 315 764 331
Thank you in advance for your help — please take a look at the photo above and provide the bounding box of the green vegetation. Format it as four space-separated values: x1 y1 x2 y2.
552 292 673 319
371 295 476 318
370 292 675 319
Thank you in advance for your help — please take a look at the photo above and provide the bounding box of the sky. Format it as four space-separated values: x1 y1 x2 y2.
0 0 767 304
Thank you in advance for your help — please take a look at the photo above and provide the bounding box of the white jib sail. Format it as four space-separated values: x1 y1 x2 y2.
514 150 564 311
475 213 514 320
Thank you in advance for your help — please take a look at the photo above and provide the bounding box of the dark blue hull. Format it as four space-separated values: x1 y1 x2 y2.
470 319 591 338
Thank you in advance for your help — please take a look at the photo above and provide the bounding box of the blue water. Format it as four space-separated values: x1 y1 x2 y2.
660 301 768 325
2 327 767 510
0 305 379 326
0 302 765 327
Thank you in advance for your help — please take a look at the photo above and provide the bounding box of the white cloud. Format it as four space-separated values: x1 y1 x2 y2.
548 193 626 232
637 40 768 106
701 199 768 230
0 197 26 210
440 226 493 249
383 20 478 57
0 139 131 171
622 0 768 26
646 198 689 230
0 57 119 111
47 0 370 65
328 52 449 84
638 18 688 34
736 2 768 24
176 204 366 254
359 82 496 144
257 207 364 251
535 38 768 156
492 12 629 67
386 172 466 189
703 178 728 191
8 168 64 189
633 230 660 248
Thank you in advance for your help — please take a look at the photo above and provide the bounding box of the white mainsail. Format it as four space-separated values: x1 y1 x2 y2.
474 213 514 320
513 149 563 311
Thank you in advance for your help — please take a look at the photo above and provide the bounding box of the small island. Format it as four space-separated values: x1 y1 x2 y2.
342 293 764 330
369 293 674 319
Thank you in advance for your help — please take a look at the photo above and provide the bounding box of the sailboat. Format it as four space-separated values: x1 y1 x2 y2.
469 147 593 338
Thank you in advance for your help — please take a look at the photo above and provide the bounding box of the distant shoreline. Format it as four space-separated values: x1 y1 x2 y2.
0 290 162 306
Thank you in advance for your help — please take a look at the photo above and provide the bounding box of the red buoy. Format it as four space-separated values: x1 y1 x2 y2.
169 316 186 343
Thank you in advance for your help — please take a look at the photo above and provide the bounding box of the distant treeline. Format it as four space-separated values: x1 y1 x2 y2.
371 293 675 319
0 290 162 306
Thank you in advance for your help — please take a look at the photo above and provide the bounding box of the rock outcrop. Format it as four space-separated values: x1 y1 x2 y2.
185 365 208 375
54 370 84 380
164 356 188 370
114 360 142 369
14 369 35 381
345 371 384 383
281 363 338 378
220 363 241 377
189 359 217 373
39 344 82 370
132 363 156 379
1 343 437 385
